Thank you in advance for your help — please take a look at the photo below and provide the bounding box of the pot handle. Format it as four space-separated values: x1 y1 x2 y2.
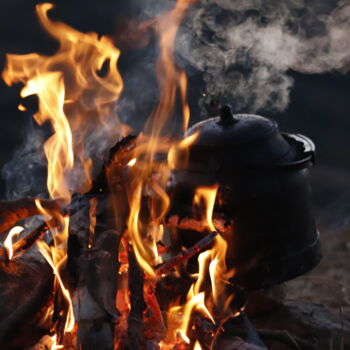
284 133 315 166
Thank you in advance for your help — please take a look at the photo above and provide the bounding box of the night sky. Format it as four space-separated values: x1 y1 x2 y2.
0 0 350 228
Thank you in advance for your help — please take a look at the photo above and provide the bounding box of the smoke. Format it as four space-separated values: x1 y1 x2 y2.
176 0 350 113
2 123 48 199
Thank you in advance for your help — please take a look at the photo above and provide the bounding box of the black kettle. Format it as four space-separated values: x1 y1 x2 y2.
168 105 322 289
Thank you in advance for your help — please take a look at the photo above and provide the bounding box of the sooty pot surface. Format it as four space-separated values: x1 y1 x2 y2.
168 105 322 290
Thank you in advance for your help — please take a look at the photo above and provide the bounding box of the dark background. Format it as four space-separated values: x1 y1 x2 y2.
0 0 350 230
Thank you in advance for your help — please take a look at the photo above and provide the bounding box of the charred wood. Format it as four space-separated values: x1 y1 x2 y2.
155 231 218 276
126 246 146 350
0 255 54 349
165 215 233 234
0 198 63 233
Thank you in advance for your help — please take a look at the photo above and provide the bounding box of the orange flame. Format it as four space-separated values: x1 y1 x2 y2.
193 185 219 232
193 185 234 315
194 341 203 350
123 0 197 277
2 2 124 201
35 199 74 337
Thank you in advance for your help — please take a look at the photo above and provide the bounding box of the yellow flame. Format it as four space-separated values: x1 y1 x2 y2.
4 226 24 260
35 199 74 334
127 158 137 167
123 0 197 277
175 286 214 344
167 131 200 170
50 334 64 350
18 104 27 111
37 240 74 333
193 185 219 231
194 341 203 350
2 2 124 201
193 185 234 313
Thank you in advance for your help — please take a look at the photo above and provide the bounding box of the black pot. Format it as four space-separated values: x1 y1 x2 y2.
168 105 322 290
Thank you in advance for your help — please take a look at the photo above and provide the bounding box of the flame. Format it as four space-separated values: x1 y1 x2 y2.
194 341 202 350
193 185 219 231
179 286 215 341
50 334 64 350
4 226 24 260
35 199 74 336
2 5 124 342
168 131 200 170
193 186 234 314
127 158 137 167
121 0 197 277
2 2 124 201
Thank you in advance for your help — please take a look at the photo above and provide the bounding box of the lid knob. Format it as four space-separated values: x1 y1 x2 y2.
218 105 239 126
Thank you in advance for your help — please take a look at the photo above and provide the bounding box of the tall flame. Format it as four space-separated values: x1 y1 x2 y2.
2 2 124 201
193 186 234 315
124 0 197 277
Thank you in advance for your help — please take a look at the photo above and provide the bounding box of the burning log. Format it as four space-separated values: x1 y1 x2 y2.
165 215 233 234
155 231 218 276
67 194 122 350
0 254 54 348
125 245 146 350
0 198 63 233
0 218 60 261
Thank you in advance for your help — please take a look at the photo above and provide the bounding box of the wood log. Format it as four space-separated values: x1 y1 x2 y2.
0 198 63 233
165 215 233 234
0 254 54 349
125 245 146 350
155 231 218 276
67 193 121 350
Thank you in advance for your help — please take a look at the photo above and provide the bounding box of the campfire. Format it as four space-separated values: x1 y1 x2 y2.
0 1 348 350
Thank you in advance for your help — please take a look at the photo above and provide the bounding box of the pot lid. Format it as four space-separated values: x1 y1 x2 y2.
182 105 297 168
186 105 277 147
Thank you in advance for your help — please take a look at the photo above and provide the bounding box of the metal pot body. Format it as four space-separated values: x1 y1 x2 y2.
168 112 322 289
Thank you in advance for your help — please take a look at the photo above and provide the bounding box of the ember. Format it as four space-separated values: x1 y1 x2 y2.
0 1 349 350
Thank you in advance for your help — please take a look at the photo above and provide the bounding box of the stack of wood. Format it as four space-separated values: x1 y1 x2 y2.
0 138 349 350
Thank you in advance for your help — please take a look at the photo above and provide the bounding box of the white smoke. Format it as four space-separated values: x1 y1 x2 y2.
176 0 350 112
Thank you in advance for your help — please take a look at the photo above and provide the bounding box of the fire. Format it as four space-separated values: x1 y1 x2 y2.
2 2 124 201
121 0 197 278
2 3 124 345
4 226 24 260
35 199 74 335
0 0 238 348
193 185 219 232
194 341 202 350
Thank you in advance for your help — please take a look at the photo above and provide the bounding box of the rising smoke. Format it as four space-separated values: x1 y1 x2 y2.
176 0 350 112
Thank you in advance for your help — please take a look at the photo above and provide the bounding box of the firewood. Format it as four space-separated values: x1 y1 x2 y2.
0 217 60 261
0 198 63 233
155 231 218 276
126 245 146 350
67 193 122 350
165 215 233 234
0 254 54 348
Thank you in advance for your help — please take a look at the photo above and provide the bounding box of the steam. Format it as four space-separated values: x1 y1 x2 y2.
176 0 350 112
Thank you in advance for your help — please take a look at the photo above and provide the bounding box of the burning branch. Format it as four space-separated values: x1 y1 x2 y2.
0 198 63 233
126 244 146 349
165 214 233 234
155 231 218 276
0 218 59 261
